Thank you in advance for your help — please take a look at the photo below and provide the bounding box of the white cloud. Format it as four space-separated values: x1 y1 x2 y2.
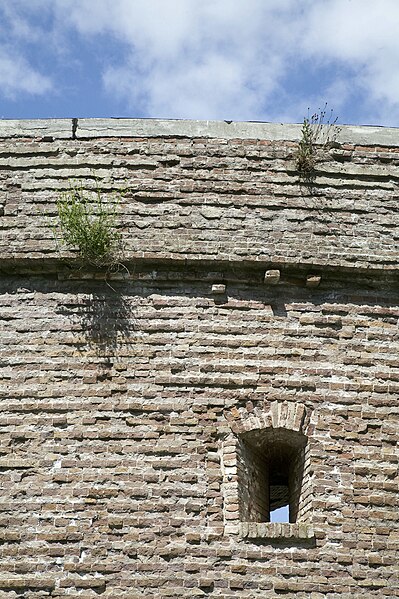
302 0 399 62
51 0 303 120
103 48 283 120
0 1 55 45
300 0 399 123
1 0 399 124
0 49 52 98
0 3 53 99
55 0 399 123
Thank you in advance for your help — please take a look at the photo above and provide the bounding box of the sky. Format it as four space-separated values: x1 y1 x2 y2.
0 0 399 126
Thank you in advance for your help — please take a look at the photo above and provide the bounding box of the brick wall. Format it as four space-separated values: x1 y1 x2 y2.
236 438 269 522
289 443 307 523
0 119 398 597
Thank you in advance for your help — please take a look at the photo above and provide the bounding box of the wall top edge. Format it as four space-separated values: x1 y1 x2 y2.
0 117 399 146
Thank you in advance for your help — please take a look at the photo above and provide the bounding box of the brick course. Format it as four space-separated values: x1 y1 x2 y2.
0 119 398 597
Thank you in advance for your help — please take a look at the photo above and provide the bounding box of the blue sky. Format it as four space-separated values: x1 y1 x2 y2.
1 0 399 126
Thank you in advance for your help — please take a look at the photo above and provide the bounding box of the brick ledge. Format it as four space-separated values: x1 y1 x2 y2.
239 522 314 540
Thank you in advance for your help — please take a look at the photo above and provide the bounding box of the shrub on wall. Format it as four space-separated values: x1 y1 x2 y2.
55 182 123 270
296 105 340 186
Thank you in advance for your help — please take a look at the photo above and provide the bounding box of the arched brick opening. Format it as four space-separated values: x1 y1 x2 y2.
238 427 307 523
221 401 313 533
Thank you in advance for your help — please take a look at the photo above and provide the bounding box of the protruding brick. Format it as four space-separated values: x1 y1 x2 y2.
306 274 322 287
264 269 280 285
212 283 226 294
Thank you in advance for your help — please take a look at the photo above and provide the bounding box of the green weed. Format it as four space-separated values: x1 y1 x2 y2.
55 182 123 270
296 104 340 186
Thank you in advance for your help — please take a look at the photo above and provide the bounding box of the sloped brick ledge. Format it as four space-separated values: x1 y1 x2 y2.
1 118 399 273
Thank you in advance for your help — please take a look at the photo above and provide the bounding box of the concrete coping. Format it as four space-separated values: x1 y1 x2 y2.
0 117 399 146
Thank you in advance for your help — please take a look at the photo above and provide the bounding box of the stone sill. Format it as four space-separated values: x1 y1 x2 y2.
239 522 314 540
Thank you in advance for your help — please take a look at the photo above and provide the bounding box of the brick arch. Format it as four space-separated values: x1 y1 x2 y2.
224 400 310 437
221 400 313 530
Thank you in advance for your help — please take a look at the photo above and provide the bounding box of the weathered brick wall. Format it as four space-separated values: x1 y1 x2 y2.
1 118 399 271
0 119 398 598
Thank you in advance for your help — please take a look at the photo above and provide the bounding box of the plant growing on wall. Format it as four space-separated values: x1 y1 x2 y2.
296 104 340 186
55 182 124 270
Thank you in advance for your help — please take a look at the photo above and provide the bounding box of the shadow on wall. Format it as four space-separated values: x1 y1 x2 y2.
78 287 134 358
